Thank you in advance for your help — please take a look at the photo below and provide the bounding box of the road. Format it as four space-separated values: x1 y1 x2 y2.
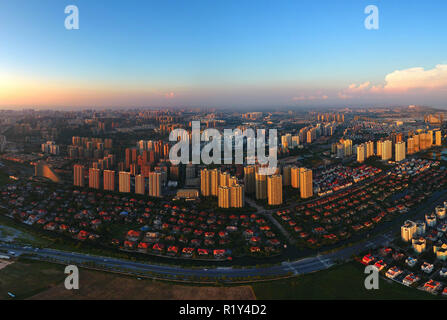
0 229 394 282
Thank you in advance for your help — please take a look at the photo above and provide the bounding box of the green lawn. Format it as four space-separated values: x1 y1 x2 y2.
252 262 442 300
0 259 66 300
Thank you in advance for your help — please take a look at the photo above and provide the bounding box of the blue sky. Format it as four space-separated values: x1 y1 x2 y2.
0 0 446 108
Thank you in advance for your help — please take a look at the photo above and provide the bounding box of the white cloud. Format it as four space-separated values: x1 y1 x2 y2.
338 64 447 99
384 64 447 91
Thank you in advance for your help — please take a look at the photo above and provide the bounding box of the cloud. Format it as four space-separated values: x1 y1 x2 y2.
383 64 447 91
339 64 447 99
347 81 371 92
165 91 175 99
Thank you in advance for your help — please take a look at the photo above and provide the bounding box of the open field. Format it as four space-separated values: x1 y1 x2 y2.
30 269 256 300
1 257 442 300
251 261 442 300
0 215 51 247
0 258 255 300
0 259 66 299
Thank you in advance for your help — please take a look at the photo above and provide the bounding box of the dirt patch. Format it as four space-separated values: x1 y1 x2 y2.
30 269 256 300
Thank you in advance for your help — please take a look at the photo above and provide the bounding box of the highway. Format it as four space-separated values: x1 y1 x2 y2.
0 230 394 282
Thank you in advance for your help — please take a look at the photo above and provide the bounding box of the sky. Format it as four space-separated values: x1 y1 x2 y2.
0 0 447 109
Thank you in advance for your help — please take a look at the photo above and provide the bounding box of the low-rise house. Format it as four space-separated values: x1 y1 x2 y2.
197 248 209 256
362 254 375 265
385 266 403 279
213 249 226 258
126 230 141 241
374 260 387 272
406 256 418 268
402 273 420 286
181 247 194 257
137 242 149 252
421 261 434 274
423 280 442 294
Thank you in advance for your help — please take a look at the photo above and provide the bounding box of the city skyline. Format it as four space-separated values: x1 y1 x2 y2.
1 0 447 109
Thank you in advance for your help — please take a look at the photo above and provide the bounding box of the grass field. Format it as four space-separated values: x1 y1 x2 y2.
0 259 66 299
0 215 51 247
251 262 442 300
0 258 255 300
0 258 442 300
31 269 256 300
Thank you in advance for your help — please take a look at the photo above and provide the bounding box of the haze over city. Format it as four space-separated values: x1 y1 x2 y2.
1 0 447 109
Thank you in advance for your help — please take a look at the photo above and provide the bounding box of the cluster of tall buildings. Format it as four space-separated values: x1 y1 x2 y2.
73 164 162 197
401 203 447 257
315 113 345 123
243 165 313 205
122 140 170 175
355 129 442 163
200 168 244 208
41 141 60 155
281 133 300 149
298 123 336 145
69 136 113 159
333 138 353 158
356 141 374 163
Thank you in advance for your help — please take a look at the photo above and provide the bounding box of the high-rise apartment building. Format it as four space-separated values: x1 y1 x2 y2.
376 141 383 157
291 166 300 189
395 141 406 162
381 140 392 161
300 168 313 199
401 220 417 242
244 165 256 194
229 184 245 208
73 164 85 187
219 171 230 187
366 141 374 158
218 186 231 208
435 130 442 146
200 168 211 196
210 169 220 196
407 137 415 155
135 174 145 195
148 171 162 197
255 171 268 200
282 165 292 186
89 168 101 189
119 171 131 193
103 170 115 191
356 144 365 163
267 174 283 205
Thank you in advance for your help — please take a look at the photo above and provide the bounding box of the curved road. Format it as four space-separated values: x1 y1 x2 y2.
0 230 393 281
